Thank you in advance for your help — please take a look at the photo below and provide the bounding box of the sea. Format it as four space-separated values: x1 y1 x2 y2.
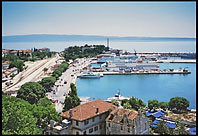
2 40 196 109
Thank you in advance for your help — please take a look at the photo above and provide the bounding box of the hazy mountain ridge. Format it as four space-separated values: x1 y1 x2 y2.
2 34 196 42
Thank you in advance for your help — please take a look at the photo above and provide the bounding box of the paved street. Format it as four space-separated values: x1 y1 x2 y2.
46 57 93 113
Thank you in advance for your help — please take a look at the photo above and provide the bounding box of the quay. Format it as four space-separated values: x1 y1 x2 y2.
156 59 196 63
97 70 191 75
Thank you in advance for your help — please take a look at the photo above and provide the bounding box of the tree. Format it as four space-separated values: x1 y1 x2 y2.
148 99 159 110
63 83 80 112
159 102 169 111
2 94 42 135
69 83 77 96
52 69 62 78
9 60 24 72
39 77 56 92
169 97 189 113
123 102 132 109
112 99 119 106
43 67 48 73
128 97 146 111
173 119 188 135
155 120 170 135
121 99 129 106
17 82 45 104
33 97 61 129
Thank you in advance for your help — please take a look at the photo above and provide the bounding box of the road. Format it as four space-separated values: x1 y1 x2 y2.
46 57 93 113
4 53 61 92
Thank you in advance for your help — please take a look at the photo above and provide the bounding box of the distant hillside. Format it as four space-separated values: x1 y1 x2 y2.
2 34 196 42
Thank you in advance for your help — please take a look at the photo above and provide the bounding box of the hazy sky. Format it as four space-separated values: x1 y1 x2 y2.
2 2 196 37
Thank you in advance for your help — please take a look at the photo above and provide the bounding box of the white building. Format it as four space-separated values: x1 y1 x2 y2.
48 99 117 135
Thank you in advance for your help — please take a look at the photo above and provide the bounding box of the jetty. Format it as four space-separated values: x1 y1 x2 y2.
97 70 191 75
156 59 196 63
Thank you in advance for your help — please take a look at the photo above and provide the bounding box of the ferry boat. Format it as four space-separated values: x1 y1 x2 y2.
79 72 100 79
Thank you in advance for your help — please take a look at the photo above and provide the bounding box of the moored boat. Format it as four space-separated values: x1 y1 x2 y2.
79 72 100 78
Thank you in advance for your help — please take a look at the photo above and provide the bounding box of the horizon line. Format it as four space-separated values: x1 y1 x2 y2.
2 34 196 39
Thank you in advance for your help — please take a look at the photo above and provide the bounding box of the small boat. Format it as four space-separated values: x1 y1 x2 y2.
79 72 100 79
107 89 130 101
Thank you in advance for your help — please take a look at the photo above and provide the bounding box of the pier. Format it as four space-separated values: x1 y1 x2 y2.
156 59 196 63
97 70 191 75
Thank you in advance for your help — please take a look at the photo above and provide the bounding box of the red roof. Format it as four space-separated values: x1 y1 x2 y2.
105 108 138 123
39 48 49 50
60 99 117 121
2 61 10 65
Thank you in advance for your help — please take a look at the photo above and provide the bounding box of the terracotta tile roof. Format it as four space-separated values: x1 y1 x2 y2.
39 48 49 50
105 108 138 124
4 49 10 53
2 61 10 65
60 99 117 121
10 50 17 53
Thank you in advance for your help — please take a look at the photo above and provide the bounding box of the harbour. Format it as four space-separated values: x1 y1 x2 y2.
76 63 196 109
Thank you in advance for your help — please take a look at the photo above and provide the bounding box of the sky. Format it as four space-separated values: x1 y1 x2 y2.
2 2 196 38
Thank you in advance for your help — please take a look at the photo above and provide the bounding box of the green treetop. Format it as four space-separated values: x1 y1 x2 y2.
17 82 45 104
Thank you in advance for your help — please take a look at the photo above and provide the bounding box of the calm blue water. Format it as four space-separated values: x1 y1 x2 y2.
76 63 196 109
2 40 196 108
2 40 196 53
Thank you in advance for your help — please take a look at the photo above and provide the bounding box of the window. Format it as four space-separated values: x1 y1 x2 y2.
89 128 93 133
99 115 102 119
84 120 89 125
94 126 98 131
145 123 147 130
128 127 130 133
100 124 102 130
109 123 111 127
76 120 79 126
92 117 95 122
76 131 79 135
83 131 86 135
121 126 123 130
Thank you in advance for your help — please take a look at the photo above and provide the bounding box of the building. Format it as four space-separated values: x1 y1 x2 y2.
105 108 149 135
39 48 50 52
2 61 10 70
48 99 117 135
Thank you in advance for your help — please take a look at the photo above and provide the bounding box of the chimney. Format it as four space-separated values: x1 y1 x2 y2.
96 108 99 114
50 120 55 128
69 109 73 118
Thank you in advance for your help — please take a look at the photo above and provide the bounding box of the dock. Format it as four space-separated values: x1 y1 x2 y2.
98 70 191 75
156 59 196 63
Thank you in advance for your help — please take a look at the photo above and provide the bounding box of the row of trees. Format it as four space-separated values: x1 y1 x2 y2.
31 51 56 60
52 61 69 79
117 96 190 114
63 45 108 61
148 97 189 113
